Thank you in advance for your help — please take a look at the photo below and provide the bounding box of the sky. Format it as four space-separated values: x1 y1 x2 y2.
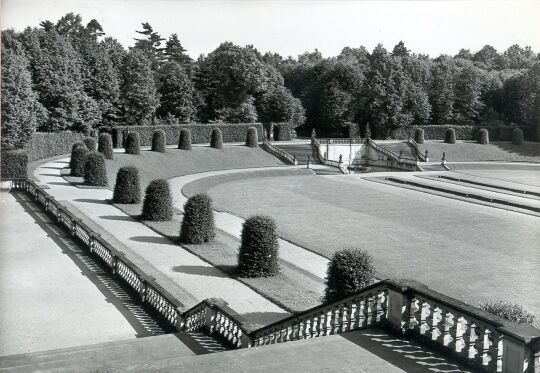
2 0 539 59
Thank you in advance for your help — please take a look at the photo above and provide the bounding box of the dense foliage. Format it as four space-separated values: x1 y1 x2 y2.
98 132 114 159
83 137 96 151
83 152 108 186
512 128 524 145
151 129 166 152
70 144 89 177
1 150 28 179
142 179 173 221
210 128 223 149
237 215 280 277
245 126 258 147
324 248 375 303
478 128 489 144
479 300 536 326
179 193 215 244
125 132 140 154
2 12 539 150
178 128 192 150
112 166 141 204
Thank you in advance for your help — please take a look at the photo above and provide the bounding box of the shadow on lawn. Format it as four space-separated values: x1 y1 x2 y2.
73 198 108 204
99 215 134 222
172 265 229 278
130 235 174 245
491 141 540 158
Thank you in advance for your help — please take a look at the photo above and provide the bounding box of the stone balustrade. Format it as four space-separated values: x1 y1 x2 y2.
260 138 297 165
9 179 540 372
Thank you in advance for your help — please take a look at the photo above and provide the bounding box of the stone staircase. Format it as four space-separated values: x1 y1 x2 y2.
273 143 316 165
374 140 418 160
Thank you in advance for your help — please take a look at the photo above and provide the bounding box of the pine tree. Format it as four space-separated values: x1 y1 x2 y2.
157 62 196 122
164 33 192 65
133 22 164 71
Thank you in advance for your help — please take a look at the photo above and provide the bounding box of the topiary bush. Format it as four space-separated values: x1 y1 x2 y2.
151 129 166 152
512 128 524 145
444 128 456 144
83 152 108 186
414 128 424 144
69 142 86 170
479 300 536 327
210 128 223 149
178 128 192 150
477 128 489 144
125 132 140 155
83 137 97 151
70 145 89 177
98 133 114 159
141 179 173 221
237 215 280 277
1 149 28 179
245 126 258 148
324 248 375 303
179 193 215 244
112 166 141 204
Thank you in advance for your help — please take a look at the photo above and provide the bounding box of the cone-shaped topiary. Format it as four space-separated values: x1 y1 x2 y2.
512 128 524 145
83 152 108 186
444 128 456 144
98 133 114 159
125 132 140 155
179 193 215 244
210 128 223 149
112 166 141 204
178 128 192 150
477 128 489 144
324 248 375 303
142 179 173 221
245 127 258 148
238 215 280 277
70 145 89 177
151 129 166 152
414 128 424 144
83 137 97 151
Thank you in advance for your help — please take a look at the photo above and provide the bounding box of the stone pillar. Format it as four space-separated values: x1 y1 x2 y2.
501 336 531 373
386 287 411 334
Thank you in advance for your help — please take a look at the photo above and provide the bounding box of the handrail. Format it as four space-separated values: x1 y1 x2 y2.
311 138 346 174
260 138 297 165
407 138 426 161
9 179 539 372
366 138 400 161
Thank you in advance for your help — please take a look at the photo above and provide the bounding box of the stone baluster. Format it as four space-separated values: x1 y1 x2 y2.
487 329 502 372
368 294 377 325
353 298 362 329
111 255 119 274
292 322 300 340
461 318 472 357
454 316 465 353
447 313 458 351
324 310 332 336
345 302 353 332
473 325 487 367
430 306 443 342
409 297 420 332
329 307 337 335
419 301 431 335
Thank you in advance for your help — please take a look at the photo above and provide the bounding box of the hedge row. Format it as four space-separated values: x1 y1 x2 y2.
263 122 294 141
25 131 87 162
107 123 264 147
1 150 28 179
392 125 532 141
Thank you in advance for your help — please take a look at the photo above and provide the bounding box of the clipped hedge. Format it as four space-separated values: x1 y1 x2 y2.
238 215 280 278
25 131 86 162
178 129 192 150
142 179 173 221
109 123 264 147
112 166 141 204
70 145 89 177
324 248 375 303
98 133 114 159
125 132 140 155
210 128 223 149
151 130 166 152
83 137 97 151
1 149 28 179
414 128 424 144
444 128 456 144
478 128 489 144
245 126 258 147
273 122 292 141
479 300 536 326
512 128 524 145
83 152 108 186
392 125 531 141
69 142 86 170
179 193 215 244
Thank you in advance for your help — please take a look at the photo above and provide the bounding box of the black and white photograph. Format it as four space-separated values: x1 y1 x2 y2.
0 0 539 372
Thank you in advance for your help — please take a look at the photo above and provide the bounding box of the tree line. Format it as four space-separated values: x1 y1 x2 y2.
2 12 539 149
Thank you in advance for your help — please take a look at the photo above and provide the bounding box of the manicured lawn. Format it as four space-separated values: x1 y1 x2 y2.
418 140 540 163
190 173 540 318
104 145 285 191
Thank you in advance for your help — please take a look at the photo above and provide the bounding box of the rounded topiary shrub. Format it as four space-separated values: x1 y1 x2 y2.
477 128 489 144
210 128 223 149
179 194 215 244
479 300 536 326
238 215 280 278
324 248 375 303
245 127 258 148
125 132 140 155
142 179 173 221
70 142 88 176
512 128 524 145
151 129 166 152
444 128 456 144
98 133 114 159
83 152 108 186
414 128 424 144
178 129 192 150
83 137 97 151
112 166 141 204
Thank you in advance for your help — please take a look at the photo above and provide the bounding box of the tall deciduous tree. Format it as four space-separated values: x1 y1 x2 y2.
157 62 196 122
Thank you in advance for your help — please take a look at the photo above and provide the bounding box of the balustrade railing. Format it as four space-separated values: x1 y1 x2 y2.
8 179 539 372
261 139 296 165
311 138 346 173
407 138 427 161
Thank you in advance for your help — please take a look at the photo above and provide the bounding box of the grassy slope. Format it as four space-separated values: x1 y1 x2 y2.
104 145 284 191
418 140 540 163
